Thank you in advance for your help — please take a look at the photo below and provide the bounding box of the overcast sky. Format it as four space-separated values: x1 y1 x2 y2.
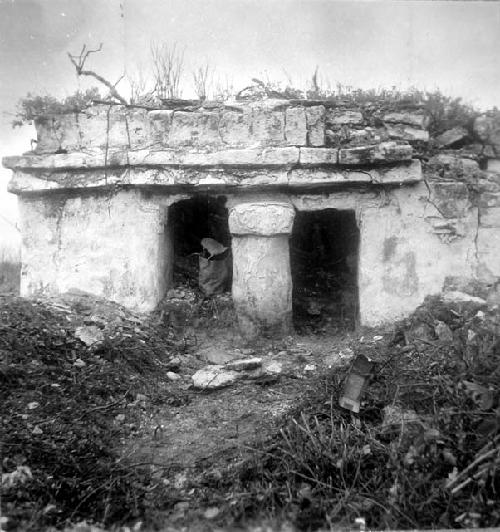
1 0 500 224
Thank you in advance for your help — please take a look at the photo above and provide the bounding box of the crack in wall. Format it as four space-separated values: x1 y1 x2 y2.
52 197 67 283
104 106 111 186
216 110 228 146
474 206 481 272
423 178 451 218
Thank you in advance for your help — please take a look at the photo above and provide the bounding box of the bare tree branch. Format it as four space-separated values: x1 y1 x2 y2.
67 44 128 105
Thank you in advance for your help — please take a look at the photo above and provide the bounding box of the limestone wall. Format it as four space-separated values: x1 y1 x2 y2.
3 99 500 332
424 154 500 283
18 190 172 311
25 100 429 155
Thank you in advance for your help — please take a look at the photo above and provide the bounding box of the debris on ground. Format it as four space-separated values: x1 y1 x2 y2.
0 292 183 531
175 293 500 531
2 285 499 531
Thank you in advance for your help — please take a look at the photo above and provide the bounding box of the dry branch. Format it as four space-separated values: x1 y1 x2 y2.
192 63 212 100
150 42 184 100
67 43 127 105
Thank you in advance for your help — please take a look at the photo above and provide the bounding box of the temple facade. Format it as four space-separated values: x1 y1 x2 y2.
3 99 500 337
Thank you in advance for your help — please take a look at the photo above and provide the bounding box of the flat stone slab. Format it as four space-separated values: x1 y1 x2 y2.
191 366 244 389
3 144 414 171
229 202 296 236
6 159 422 194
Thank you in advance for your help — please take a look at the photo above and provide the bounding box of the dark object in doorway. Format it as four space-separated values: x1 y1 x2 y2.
199 238 231 296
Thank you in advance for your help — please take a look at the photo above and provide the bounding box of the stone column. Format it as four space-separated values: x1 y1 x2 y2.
229 202 295 338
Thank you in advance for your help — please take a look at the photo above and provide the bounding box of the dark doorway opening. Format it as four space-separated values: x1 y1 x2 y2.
290 209 359 334
168 195 231 292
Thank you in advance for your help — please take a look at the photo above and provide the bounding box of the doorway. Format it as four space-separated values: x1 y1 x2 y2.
290 209 359 333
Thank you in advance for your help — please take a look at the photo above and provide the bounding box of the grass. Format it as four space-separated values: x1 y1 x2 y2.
187 295 500 530
2 292 499 531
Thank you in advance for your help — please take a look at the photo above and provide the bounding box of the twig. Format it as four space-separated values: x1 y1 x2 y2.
67 44 127 105
74 395 127 420
446 447 498 490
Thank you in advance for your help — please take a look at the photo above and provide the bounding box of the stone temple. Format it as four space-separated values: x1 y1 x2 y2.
3 99 500 337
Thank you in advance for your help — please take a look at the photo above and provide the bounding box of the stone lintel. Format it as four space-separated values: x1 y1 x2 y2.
229 202 295 236
7 160 422 194
3 143 413 172
3 148 302 171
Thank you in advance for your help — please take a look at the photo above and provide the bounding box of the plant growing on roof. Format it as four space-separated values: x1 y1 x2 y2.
12 88 102 127
192 62 213 101
150 41 185 100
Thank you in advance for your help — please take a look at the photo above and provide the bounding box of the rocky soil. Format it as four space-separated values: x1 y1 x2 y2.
2 285 500 532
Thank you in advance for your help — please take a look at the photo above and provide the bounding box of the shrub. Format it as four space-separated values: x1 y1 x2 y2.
12 88 102 127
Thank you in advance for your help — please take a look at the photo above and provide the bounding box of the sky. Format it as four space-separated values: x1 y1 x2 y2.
1 0 500 226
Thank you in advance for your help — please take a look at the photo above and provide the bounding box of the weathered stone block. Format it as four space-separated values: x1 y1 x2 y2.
477 192 500 208
126 108 151 149
148 110 173 146
435 127 469 148
426 154 481 183
3 152 110 170
370 160 422 184
474 112 500 156
386 123 429 142
477 227 500 276
425 217 467 241
299 148 338 165
219 110 250 146
344 127 391 147
77 105 129 151
285 107 307 145
106 107 131 149
338 142 412 165
247 107 285 145
382 112 429 129
229 202 295 236
327 109 364 126
428 182 471 218
305 106 325 146
7 171 61 193
487 159 500 173
35 113 81 154
169 111 222 147
480 207 500 227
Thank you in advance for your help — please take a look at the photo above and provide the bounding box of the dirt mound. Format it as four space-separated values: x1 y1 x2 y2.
0 293 182 531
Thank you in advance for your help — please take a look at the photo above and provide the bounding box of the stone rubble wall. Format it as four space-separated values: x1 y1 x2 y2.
423 152 500 283
3 100 428 193
27 100 429 156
